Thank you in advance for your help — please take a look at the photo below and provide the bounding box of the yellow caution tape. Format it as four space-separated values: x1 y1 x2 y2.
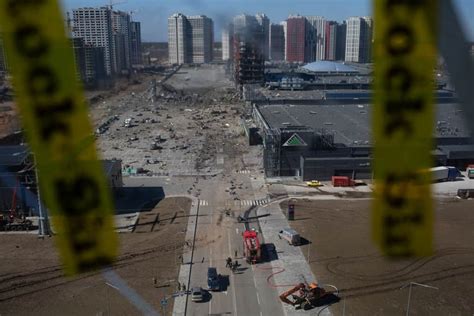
373 0 437 257
0 0 117 274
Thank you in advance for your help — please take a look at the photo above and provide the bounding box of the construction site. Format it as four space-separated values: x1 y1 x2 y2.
0 58 474 315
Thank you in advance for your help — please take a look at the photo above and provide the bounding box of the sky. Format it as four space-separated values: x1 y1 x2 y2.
62 0 474 43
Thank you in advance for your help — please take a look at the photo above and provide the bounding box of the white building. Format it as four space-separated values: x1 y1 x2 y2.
72 7 115 76
345 16 373 63
222 23 234 61
307 16 326 60
168 13 213 64
168 13 188 65
188 15 214 63
281 21 287 61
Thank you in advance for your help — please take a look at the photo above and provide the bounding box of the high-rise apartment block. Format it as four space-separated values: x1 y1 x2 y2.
72 8 115 76
188 16 214 63
112 10 132 73
270 24 285 61
307 16 326 60
281 21 288 61
325 21 338 61
222 23 234 61
168 13 214 65
345 16 373 63
232 14 265 85
255 14 270 60
130 21 142 65
72 38 107 88
286 15 314 63
336 22 347 61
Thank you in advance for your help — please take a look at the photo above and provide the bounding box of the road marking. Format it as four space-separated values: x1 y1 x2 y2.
227 229 238 316
256 292 261 305
199 200 208 206
235 228 239 235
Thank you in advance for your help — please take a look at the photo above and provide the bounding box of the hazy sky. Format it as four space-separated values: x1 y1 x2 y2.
62 0 474 42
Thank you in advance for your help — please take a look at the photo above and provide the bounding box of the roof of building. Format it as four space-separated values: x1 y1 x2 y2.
301 61 358 73
257 103 470 147
0 145 29 167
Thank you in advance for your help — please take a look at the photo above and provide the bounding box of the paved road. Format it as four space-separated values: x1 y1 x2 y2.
140 141 285 316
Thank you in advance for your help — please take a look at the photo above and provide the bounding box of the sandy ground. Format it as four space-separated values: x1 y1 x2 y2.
281 198 474 315
0 197 191 316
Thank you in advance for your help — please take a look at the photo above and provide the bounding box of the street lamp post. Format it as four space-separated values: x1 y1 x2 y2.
400 282 439 316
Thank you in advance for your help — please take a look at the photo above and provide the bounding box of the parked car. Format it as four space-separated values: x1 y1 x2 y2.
207 267 220 291
191 287 204 302
306 180 323 187
278 228 301 246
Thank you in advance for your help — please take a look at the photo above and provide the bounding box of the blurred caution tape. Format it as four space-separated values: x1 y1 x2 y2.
373 0 437 257
0 0 117 274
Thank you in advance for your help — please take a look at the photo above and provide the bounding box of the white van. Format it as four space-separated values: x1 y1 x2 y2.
278 228 301 246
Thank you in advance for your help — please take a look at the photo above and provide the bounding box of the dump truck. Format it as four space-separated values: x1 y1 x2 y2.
242 229 261 264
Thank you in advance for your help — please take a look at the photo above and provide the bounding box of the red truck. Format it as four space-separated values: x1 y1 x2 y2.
242 230 261 264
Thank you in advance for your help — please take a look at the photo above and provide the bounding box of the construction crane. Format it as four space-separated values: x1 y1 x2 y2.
106 0 127 10
279 282 339 311
129 9 139 21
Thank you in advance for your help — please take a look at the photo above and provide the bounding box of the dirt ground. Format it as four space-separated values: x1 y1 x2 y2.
281 198 474 315
0 197 191 316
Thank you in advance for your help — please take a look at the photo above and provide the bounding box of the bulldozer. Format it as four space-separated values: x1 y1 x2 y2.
279 282 339 311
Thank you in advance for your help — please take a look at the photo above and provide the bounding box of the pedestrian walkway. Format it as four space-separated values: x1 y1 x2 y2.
236 169 252 174
235 198 270 206
198 200 209 206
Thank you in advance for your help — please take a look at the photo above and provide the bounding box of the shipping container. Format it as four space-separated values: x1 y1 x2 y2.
332 176 351 187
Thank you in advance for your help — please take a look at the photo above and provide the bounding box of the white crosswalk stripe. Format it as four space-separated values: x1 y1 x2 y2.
198 200 209 206
236 170 251 174
234 198 270 206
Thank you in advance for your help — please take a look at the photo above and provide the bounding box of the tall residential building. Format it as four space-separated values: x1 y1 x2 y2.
270 24 285 61
281 21 287 61
336 22 347 61
72 7 115 76
188 15 214 63
222 23 234 61
168 13 187 64
256 13 270 60
112 10 132 73
232 14 265 85
168 13 214 64
130 21 142 65
307 16 326 60
325 21 338 61
345 16 373 63
71 37 107 88
286 15 314 63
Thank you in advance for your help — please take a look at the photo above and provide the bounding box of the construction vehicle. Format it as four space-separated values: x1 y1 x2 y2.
242 229 261 264
279 282 337 311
